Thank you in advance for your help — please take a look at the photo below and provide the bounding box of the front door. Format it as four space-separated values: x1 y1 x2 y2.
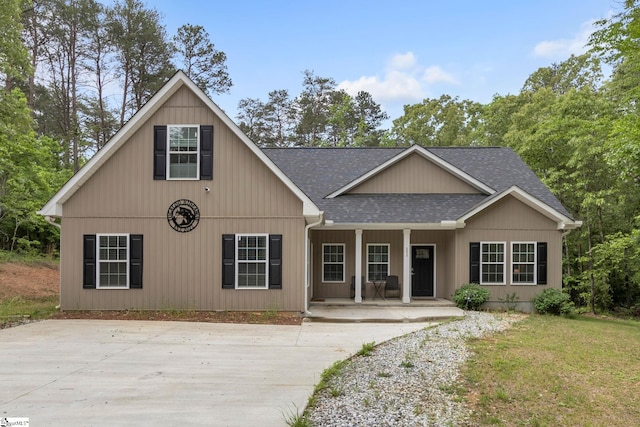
412 245 435 297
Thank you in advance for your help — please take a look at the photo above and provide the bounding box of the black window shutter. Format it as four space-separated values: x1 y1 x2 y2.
537 242 547 285
222 234 235 289
153 125 167 180
83 235 97 289
129 234 143 289
269 234 282 289
469 242 480 284
200 125 214 180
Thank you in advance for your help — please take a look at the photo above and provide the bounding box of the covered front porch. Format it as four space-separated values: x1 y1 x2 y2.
309 226 459 304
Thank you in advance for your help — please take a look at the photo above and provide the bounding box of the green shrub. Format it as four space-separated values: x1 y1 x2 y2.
533 288 575 315
453 283 491 310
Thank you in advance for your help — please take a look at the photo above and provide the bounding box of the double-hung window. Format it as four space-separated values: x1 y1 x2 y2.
97 234 129 288
322 244 345 282
481 242 505 284
168 125 199 179
512 242 536 284
367 244 389 281
236 234 268 289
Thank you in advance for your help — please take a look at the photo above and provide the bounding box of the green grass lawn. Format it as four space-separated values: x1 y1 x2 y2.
0 295 59 327
461 314 640 426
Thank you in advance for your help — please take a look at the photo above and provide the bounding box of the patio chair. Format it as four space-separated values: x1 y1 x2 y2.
384 275 401 299
350 276 366 299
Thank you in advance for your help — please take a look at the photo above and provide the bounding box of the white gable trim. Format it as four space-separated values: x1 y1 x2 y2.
326 145 494 198
457 185 581 230
38 71 320 217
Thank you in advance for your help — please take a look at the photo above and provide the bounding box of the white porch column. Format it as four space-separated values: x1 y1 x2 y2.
402 229 411 304
355 229 363 303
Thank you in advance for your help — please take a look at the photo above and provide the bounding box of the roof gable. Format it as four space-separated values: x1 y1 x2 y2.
347 151 483 195
326 145 494 198
458 186 581 230
39 71 320 218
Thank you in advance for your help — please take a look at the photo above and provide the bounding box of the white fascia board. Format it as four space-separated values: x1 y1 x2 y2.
326 145 494 198
39 71 321 218
457 186 579 229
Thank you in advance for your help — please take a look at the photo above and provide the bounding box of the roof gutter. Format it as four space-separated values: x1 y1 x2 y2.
320 220 459 230
304 213 324 315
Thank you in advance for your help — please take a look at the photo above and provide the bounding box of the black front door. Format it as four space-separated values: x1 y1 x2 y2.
412 245 434 297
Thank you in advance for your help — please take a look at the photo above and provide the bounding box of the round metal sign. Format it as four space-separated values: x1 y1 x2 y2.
167 199 200 232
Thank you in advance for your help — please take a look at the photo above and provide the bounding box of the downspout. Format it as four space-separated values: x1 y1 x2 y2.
44 216 62 310
45 216 61 229
304 213 324 315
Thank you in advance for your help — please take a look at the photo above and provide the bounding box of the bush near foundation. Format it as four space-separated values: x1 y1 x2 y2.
453 283 490 310
533 288 575 315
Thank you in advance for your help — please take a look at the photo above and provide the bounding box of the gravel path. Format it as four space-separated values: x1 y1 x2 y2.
305 312 521 427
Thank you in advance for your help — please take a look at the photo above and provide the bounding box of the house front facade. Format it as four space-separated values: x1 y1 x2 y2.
39 72 581 313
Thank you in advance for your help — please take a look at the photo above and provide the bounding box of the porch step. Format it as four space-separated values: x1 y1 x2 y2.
305 301 463 323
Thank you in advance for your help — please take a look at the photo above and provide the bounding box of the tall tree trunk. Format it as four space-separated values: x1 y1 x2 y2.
587 223 596 314
120 67 129 127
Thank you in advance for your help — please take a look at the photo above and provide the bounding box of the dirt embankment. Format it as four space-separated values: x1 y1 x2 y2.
0 262 59 300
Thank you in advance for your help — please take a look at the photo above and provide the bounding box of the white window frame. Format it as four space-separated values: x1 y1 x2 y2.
322 243 345 283
480 241 506 285
167 124 200 180
366 243 390 282
96 233 129 289
511 242 537 285
235 233 269 290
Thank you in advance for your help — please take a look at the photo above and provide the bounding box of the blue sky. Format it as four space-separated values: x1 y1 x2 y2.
145 0 616 125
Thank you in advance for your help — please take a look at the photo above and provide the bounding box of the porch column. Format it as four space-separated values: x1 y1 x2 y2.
403 229 411 304
355 229 363 303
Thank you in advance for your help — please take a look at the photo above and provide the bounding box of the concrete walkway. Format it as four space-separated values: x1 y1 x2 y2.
0 318 445 426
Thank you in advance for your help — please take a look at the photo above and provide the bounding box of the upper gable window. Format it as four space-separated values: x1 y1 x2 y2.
168 125 199 179
154 125 213 181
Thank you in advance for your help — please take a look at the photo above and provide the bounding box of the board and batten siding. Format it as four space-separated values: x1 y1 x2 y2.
60 85 306 311
349 153 481 194
454 195 564 303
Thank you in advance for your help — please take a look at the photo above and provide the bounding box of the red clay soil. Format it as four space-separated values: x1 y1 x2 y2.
0 262 59 300
0 262 302 325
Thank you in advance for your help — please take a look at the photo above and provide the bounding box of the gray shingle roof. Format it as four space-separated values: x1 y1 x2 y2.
263 147 573 224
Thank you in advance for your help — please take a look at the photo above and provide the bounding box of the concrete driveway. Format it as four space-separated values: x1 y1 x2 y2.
0 319 435 426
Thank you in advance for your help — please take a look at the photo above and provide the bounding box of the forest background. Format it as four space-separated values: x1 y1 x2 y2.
2 0 640 315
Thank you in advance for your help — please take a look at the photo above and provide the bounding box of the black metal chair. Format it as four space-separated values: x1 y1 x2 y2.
350 276 366 299
384 275 401 299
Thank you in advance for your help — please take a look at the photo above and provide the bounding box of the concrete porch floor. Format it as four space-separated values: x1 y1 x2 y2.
305 298 464 322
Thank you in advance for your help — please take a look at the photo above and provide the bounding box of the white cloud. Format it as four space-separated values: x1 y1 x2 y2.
337 52 458 105
337 70 424 103
388 52 417 70
533 20 595 58
423 65 460 85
